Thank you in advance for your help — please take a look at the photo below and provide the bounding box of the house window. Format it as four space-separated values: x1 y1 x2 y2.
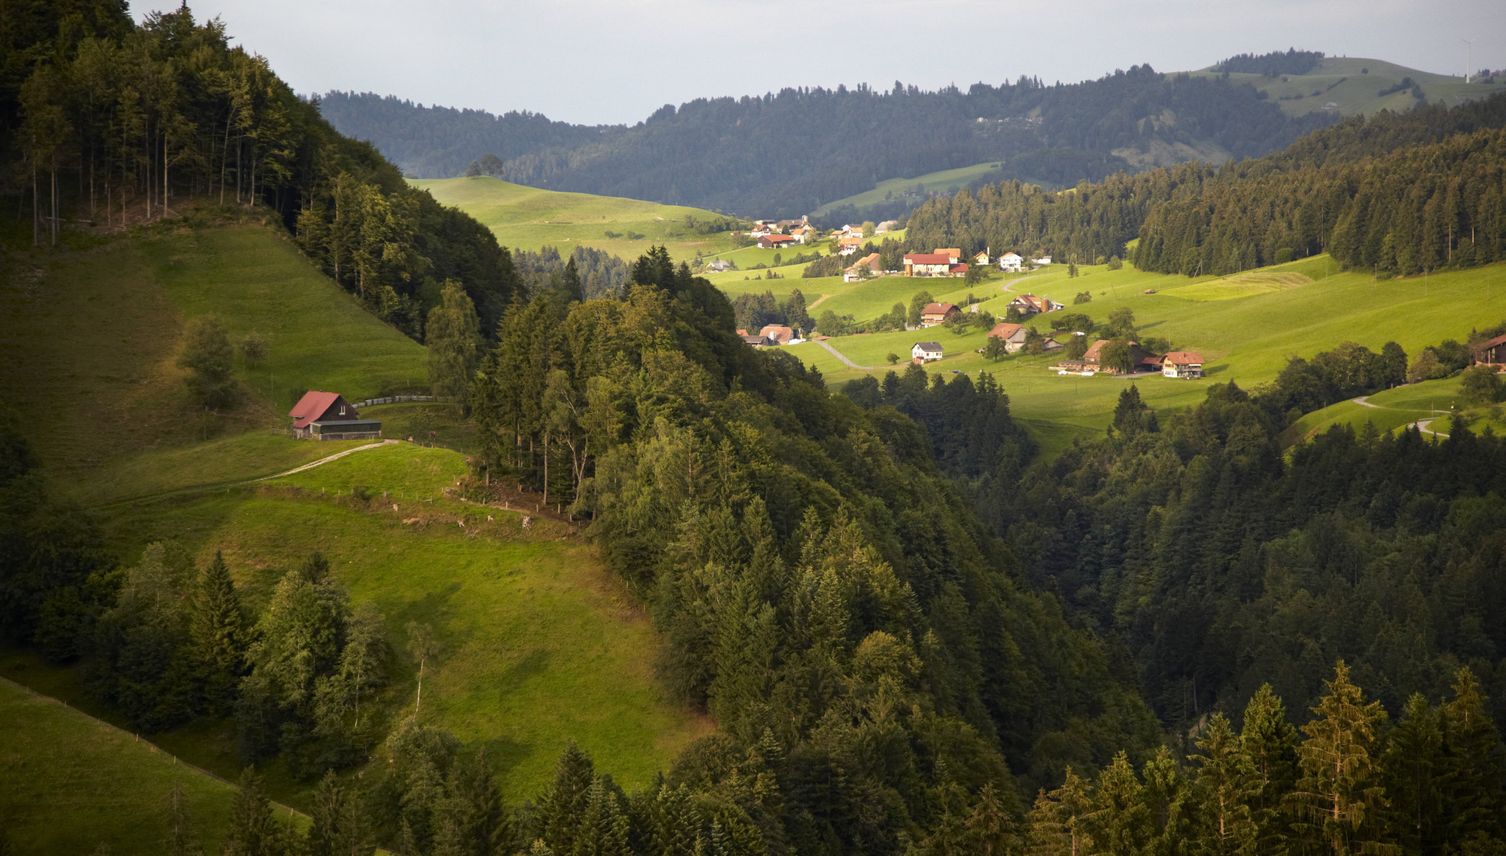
340 405 347 415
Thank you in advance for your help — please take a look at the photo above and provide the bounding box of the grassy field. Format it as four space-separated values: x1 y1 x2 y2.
812 162 1006 218
0 677 304 855
1189 57 1502 118
1283 374 1469 443
780 255 1506 454
0 219 427 503
413 176 743 260
0 217 713 843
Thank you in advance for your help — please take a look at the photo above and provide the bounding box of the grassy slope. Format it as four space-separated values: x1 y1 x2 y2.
811 162 1005 218
0 677 304 855
412 175 742 260
1190 57 1503 118
0 218 709 839
778 255 1506 456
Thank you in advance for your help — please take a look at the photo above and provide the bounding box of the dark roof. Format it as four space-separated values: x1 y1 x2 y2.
290 390 342 429
914 341 943 351
1476 333 1506 351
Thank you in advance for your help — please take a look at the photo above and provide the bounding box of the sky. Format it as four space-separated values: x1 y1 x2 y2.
131 0 1505 126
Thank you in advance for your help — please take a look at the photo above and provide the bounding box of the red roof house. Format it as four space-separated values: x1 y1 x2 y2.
289 390 382 440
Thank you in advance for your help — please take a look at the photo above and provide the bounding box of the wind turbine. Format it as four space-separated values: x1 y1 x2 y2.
1462 39 1474 83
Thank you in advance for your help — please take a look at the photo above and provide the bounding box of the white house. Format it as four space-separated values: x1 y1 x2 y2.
1162 351 1205 379
912 341 944 362
1032 255 1053 266
998 252 1023 272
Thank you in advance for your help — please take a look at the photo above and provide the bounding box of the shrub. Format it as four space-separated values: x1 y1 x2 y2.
179 315 236 409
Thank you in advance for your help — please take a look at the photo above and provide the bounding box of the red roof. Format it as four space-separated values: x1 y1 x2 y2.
762 234 795 243
989 322 1026 340
1476 333 1506 351
949 263 970 274
290 390 341 429
905 253 951 265
922 302 958 316
1162 351 1204 366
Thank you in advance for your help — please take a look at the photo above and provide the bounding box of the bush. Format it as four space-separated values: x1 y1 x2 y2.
1460 365 1504 406
1073 291 1092 305
241 332 267 367
179 315 236 409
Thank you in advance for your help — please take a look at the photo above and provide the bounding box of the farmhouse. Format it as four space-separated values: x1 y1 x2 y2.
920 302 961 327
289 390 381 440
1079 339 1156 375
1162 351 1205 379
1474 333 1506 371
758 234 796 249
904 252 952 277
759 324 796 345
741 333 770 346
987 322 1030 353
843 252 883 282
934 247 962 264
838 235 864 256
705 258 733 272
1009 294 1063 315
974 251 991 266
912 341 944 363
998 252 1023 272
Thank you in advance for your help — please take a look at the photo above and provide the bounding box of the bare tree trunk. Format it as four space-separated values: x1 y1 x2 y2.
220 110 232 205
50 160 58 246
162 133 169 218
31 163 39 247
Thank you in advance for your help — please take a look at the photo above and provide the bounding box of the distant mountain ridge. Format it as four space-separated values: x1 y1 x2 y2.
321 64 1337 218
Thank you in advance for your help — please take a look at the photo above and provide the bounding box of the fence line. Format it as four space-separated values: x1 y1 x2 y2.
0 674 310 821
352 394 451 409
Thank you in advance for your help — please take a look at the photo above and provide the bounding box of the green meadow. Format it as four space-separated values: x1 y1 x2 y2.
778 255 1506 455
0 218 712 833
812 161 1006 218
0 677 305 855
412 175 743 260
1190 57 1501 118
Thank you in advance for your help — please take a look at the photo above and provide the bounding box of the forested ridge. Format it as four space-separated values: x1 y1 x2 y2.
1 1 523 341
905 92 1506 277
320 66 1333 218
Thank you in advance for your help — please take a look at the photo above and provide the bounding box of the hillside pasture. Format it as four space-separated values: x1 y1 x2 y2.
1190 57 1501 118
412 176 741 260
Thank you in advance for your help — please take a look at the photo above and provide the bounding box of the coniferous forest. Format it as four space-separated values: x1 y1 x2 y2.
3 4 1506 855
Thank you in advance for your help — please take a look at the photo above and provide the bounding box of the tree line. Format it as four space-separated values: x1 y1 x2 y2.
904 92 1506 278
319 65 1333 217
3 1 523 340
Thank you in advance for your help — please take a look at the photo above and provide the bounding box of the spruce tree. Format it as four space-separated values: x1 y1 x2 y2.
536 744 595 854
190 551 245 716
1239 683 1298 850
1380 693 1444 853
1293 661 1389 854
224 767 282 856
1439 667 1506 843
1191 712 1258 853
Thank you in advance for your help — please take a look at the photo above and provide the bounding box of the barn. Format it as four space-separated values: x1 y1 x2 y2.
289 390 382 440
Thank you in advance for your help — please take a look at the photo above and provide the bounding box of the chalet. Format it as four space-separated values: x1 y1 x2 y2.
790 225 813 244
289 391 381 440
840 224 865 238
706 258 733 272
843 252 883 282
974 251 991 266
1009 294 1063 315
998 252 1023 273
934 247 962 264
987 322 1030 353
741 333 770 347
912 341 944 363
758 234 797 249
1162 351 1205 379
1081 340 1155 375
759 324 796 345
1474 333 1506 371
838 235 864 256
920 302 961 327
904 252 952 277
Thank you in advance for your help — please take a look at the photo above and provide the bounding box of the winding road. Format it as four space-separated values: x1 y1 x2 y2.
814 339 873 370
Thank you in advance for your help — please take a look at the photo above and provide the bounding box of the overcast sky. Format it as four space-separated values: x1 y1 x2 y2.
131 0 1504 126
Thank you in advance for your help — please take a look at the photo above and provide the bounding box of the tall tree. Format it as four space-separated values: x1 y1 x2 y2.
1293 661 1389 854
189 551 245 716
426 279 482 413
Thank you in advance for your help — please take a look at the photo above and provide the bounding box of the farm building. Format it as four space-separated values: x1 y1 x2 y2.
758 234 796 249
998 252 1023 272
1475 333 1506 371
838 235 864 255
759 324 796 345
912 341 944 363
1162 351 1206 379
934 248 962 264
1009 294 1063 315
843 252 883 282
740 333 770 346
987 322 1030 353
705 259 733 272
1077 340 1156 375
289 390 381 440
974 251 991 266
920 302 961 327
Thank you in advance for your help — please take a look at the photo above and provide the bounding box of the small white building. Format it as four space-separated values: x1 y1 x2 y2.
912 341 944 363
998 252 1023 273
1032 255 1053 266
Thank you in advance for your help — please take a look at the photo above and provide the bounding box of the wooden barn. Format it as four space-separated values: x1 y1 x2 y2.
289 390 382 440
1475 333 1506 371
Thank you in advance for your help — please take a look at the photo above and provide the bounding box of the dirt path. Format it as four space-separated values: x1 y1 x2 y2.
1412 418 1449 438
1352 395 1379 409
808 293 834 310
815 339 873 370
257 439 397 481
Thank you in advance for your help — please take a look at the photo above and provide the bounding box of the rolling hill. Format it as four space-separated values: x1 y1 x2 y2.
1191 56 1502 118
0 215 711 827
412 175 743 261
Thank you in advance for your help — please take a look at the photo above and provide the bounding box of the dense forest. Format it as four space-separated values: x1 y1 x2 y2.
319 66 1335 218
316 91 610 179
1212 49 1326 76
1 1 523 341
905 92 1506 276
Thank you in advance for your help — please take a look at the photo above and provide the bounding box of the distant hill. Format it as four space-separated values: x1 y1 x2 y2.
323 66 1334 218
1190 55 1503 119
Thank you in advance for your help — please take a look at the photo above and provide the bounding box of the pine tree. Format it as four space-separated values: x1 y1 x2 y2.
1239 684 1298 850
1191 713 1259 853
1085 751 1150 853
536 744 595 854
426 280 482 413
1024 767 1093 855
1293 661 1389 854
1379 693 1444 853
164 783 199 856
224 767 282 856
190 551 245 716
572 778 632 856
1438 667 1506 843
307 770 373 856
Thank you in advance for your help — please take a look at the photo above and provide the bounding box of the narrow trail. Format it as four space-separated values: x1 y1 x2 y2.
256 439 397 481
808 293 833 310
815 339 873 370
1352 395 1379 409
1413 418 1449 438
